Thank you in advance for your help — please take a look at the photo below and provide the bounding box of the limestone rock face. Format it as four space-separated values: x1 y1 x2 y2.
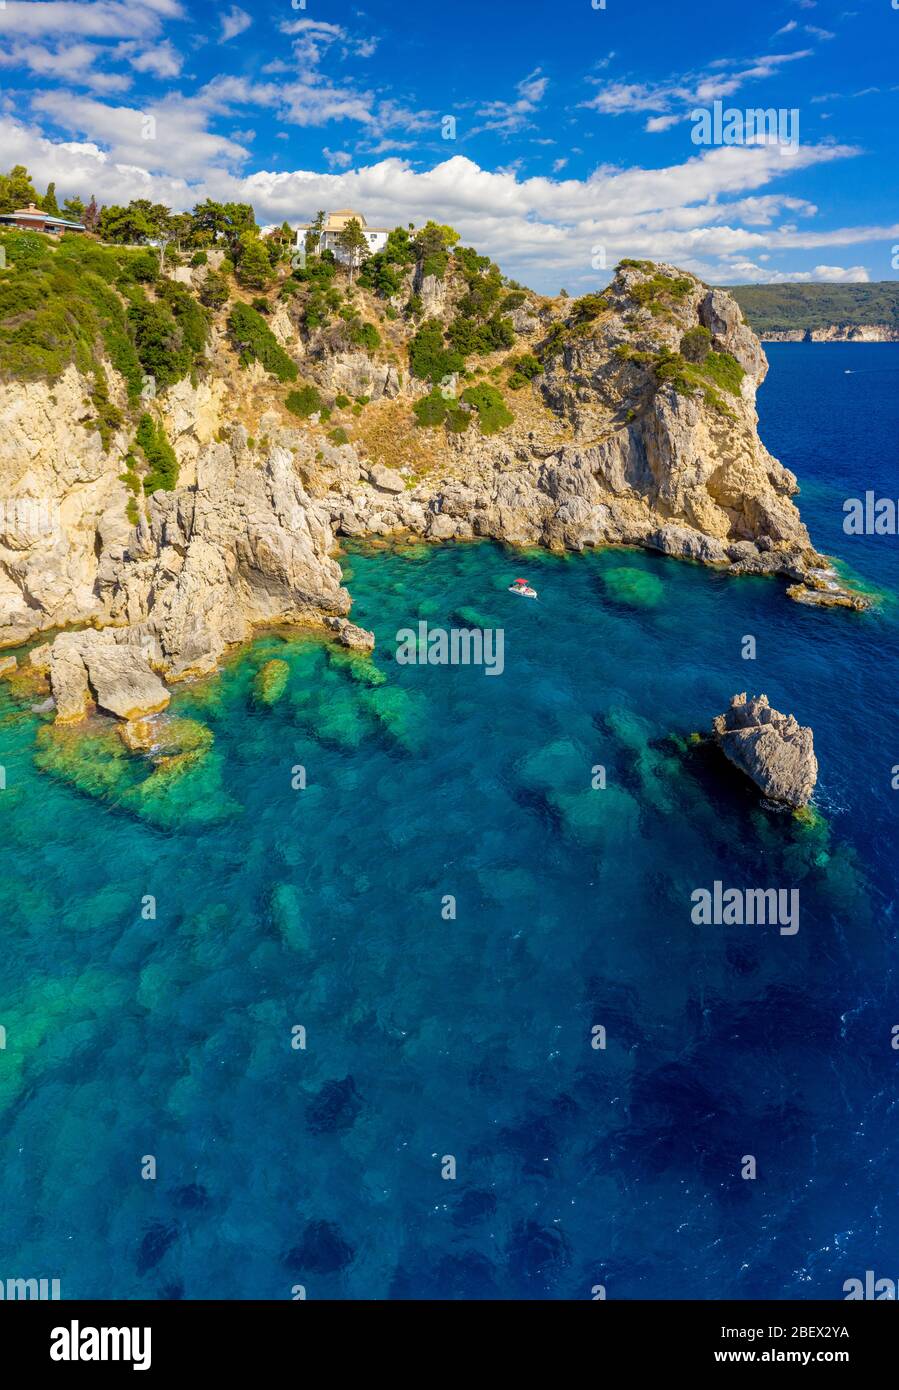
699 288 767 382
100 441 350 682
309 348 401 402
0 365 127 645
712 692 818 808
81 639 170 720
366 463 406 494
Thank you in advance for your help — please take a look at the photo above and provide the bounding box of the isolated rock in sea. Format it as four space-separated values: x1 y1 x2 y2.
325 616 376 653
712 692 817 808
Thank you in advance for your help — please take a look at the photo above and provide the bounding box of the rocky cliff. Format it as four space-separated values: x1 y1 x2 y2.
0 245 869 724
760 325 899 343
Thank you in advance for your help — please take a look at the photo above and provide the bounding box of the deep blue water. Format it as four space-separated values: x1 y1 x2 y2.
1 344 898 1300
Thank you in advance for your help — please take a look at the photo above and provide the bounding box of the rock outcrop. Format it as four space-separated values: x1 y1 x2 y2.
325 616 376 653
712 692 818 808
31 630 170 722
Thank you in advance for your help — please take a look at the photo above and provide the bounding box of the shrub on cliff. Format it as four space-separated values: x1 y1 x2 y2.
447 312 515 357
507 351 542 389
136 413 178 493
409 319 464 383
680 326 712 363
228 303 298 381
702 350 745 395
460 382 514 435
286 384 325 418
199 270 229 310
157 279 209 356
0 249 142 395
127 294 194 389
349 320 381 352
0 229 50 269
85 370 123 451
628 270 694 315
413 388 471 433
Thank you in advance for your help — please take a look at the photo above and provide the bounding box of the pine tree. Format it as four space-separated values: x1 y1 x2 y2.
336 217 369 283
62 195 86 223
43 182 60 216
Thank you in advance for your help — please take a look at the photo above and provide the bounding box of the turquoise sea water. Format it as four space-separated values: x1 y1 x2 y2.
1 343 898 1300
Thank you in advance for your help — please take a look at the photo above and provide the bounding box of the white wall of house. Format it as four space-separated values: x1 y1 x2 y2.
294 227 389 264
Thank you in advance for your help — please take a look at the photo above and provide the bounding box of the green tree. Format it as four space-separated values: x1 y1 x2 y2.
413 221 460 280
190 199 228 246
336 217 369 282
199 270 229 310
235 233 273 290
61 195 85 223
304 209 326 257
42 182 60 216
98 204 153 244
0 165 39 212
167 212 194 251
221 203 258 261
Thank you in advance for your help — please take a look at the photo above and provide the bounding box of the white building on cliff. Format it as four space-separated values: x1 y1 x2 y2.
294 209 390 264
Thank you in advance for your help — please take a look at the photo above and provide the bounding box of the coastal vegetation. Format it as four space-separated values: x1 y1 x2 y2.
730 281 899 334
227 303 297 381
135 413 179 494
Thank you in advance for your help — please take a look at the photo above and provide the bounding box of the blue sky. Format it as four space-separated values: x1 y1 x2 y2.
0 0 896 292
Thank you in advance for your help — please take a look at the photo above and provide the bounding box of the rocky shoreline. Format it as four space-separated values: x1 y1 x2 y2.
0 259 874 727
761 325 899 343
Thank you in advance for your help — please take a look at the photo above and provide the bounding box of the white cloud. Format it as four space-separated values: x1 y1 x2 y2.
30 92 251 180
726 258 870 283
473 68 549 135
323 148 353 169
0 42 132 94
584 50 814 131
220 7 252 44
279 17 345 70
0 1 180 40
121 41 183 79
